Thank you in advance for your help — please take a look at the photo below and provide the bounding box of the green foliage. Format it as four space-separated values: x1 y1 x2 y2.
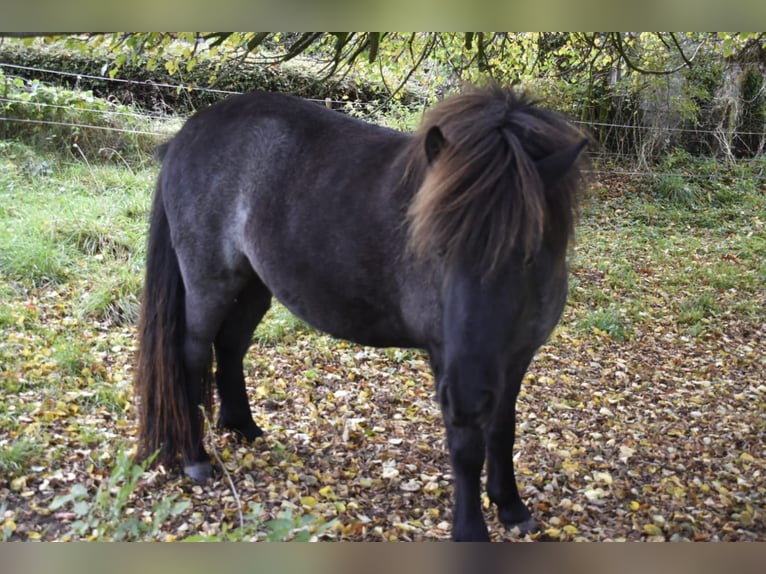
0 439 41 475
0 209 79 286
49 450 190 541
678 292 718 328
0 300 12 328
570 149 765 343
636 148 764 211
0 69 168 163
579 307 633 342
0 141 151 323
650 174 700 207
255 304 310 346
0 37 423 116
76 264 142 325
341 97 424 131
5 33 766 162
51 338 89 377
184 504 336 542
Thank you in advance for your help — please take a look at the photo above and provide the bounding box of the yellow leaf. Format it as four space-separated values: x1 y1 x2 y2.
619 445 635 461
544 528 562 539
318 486 336 499
594 471 613 485
563 524 579 536
301 496 317 509
630 500 641 511
2 519 16 533
561 459 579 477
643 524 664 537
736 509 754 526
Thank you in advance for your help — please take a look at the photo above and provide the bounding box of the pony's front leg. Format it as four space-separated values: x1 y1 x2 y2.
446 424 489 541
485 374 538 535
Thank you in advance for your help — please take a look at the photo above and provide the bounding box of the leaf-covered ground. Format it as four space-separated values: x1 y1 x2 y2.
1 150 765 541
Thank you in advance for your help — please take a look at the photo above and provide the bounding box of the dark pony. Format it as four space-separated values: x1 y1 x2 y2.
134 84 588 541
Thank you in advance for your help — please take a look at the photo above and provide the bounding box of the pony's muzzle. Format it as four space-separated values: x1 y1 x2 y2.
440 383 494 427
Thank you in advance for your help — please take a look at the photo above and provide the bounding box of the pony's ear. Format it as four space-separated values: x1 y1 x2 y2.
425 126 447 165
535 138 588 188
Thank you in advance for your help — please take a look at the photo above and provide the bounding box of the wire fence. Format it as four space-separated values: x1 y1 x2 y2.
2 61 766 182
0 62 377 111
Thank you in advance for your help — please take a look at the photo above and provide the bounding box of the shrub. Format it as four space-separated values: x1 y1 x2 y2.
0 40 423 116
1 70 172 163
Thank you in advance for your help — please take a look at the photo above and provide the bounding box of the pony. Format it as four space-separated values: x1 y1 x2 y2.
134 84 588 541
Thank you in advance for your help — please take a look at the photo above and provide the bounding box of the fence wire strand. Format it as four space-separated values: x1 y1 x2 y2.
2 62 765 181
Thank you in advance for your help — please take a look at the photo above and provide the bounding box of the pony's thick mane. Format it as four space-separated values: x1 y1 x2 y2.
406 85 587 276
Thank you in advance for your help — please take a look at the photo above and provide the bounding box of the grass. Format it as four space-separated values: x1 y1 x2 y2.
567 151 765 341
254 304 311 345
577 307 633 342
0 141 151 322
0 439 42 475
51 338 90 377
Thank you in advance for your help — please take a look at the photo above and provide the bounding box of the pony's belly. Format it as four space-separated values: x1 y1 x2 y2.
274 291 417 349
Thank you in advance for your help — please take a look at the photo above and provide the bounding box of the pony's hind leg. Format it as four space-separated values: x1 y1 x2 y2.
181 282 249 481
214 279 272 440
181 317 216 481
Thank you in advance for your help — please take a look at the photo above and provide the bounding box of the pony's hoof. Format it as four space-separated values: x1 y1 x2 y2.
184 461 212 482
234 421 264 442
451 525 490 542
217 417 264 442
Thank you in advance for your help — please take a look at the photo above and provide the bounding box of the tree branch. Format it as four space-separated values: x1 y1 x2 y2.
611 32 696 76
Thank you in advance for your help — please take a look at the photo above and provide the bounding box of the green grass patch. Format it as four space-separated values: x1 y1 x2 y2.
577 307 633 342
678 292 718 326
650 173 700 207
52 338 91 378
76 265 143 325
0 438 42 475
255 304 311 345
0 142 152 318
0 297 14 328
605 264 640 291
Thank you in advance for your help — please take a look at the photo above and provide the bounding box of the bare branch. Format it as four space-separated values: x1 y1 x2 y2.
611 32 697 76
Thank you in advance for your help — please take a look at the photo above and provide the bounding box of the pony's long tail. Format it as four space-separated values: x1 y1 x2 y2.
134 178 194 466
